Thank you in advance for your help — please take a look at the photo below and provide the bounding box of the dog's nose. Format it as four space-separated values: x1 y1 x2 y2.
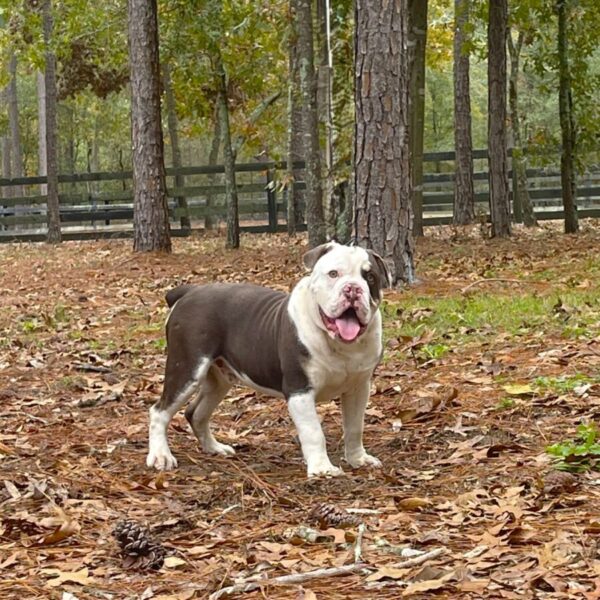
343 283 362 301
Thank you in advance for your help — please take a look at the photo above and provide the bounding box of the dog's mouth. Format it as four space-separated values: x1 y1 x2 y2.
319 307 365 343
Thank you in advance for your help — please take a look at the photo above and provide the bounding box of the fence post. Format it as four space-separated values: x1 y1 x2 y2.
266 169 277 232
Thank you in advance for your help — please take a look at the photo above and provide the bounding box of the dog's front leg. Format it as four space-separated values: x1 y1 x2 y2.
287 391 343 478
341 377 382 469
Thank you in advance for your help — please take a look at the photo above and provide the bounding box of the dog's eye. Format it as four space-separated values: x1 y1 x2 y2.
365 272 375 285
328 270 339 279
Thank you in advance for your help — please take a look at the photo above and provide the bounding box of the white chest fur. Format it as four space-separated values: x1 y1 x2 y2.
289 278 382 400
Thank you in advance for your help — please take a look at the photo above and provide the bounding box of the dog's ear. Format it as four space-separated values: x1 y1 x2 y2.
366 250 393 289
303 242 335 270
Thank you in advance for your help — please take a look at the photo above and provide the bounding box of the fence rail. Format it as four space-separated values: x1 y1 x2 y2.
0 151 599 242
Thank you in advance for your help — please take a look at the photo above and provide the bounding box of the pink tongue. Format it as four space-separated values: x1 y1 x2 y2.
335 314 361 341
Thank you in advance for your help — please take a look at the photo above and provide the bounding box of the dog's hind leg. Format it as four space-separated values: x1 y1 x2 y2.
147 356 211 471
185 365 234 456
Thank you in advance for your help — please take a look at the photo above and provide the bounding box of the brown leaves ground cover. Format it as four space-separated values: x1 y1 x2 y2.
1 223 600 599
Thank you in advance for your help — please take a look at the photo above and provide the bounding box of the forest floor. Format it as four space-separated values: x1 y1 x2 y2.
1 223 600 600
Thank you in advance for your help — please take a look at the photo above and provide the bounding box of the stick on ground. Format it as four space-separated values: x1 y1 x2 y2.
208 547 447 599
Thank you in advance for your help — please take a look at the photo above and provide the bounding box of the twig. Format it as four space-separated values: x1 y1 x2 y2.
208 563 369 599
209 547 447 599
354 523 366 564
461 278 522 294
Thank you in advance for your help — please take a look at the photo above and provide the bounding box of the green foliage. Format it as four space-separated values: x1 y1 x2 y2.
534 374 597 394
418 342 450 361
495 397 517 411
546 422 600 472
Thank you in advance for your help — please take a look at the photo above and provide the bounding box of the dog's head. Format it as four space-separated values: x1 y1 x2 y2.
303 242 391 343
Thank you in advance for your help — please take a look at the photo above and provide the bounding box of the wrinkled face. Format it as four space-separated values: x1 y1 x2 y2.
304 243 390 343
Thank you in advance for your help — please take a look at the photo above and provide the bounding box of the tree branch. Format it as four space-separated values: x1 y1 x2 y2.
231 91 282 156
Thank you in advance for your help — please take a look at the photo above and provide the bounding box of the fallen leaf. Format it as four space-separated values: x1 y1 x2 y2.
163 556 187 568
44 567 95 587
502 383 534 396
366 566 410 582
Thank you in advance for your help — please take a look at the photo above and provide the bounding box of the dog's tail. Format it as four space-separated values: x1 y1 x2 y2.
165 284 196 308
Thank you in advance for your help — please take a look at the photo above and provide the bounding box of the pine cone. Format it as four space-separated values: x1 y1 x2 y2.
543 470 579 495
112 520 166 570
308 503 361 529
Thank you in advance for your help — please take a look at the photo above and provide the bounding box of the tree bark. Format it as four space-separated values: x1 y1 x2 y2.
205 105 221 231
287 39 298 238
7 54 24 198
316 0 334 238
556 0 578 233
507 30 536 227
354 0 415 284
409 0 428 237
287 7 304 236
1 136 10 201
37 71 47 196
214 52 240 250
487 0 511 238
163 63 190 232
453 0 475 225
294 0 326 247
43 0 61 244
128 0 171 252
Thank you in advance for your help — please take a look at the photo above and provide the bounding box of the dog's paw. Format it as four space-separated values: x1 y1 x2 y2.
307 462 344 478
345 451 382 469
205 441 236 457
146 446 178 471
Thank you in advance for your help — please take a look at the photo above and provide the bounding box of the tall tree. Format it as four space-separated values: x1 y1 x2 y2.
453 0 475 225
294 0 326 247
487 0 511 237
128 0 171 252
316 0 334 237
408 0 428 237
507 29 536 227
43 0 61 244
7 54 24 198
205 106 221 231
556 0 578 233
287 4 304 237
354 0 415 284
162 64 190 232
214 50 240 250
37 71 47 196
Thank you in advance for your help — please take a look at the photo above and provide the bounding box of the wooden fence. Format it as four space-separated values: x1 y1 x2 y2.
0 150 599 242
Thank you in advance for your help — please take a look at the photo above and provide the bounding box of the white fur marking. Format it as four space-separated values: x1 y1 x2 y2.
288 392 343 477
341 379 382 469
146 358 210 471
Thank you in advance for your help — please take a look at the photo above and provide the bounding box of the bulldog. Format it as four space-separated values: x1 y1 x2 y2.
146 242 391 478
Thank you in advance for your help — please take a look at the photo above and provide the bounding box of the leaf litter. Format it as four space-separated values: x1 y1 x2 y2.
1 224 600 598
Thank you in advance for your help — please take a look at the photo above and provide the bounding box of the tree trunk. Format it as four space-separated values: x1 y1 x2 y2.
556 0 578 233
37 71 47 196
294 0 326 248
214 51 240 250
205 106 221 231
43 0 61 244
409 0 428 237
128 0 171 252
163 63 190 232
507 30 536 227
316 0 334 238
287 8 305 236
487 0 511 238
7 54 24 198
354 0 415 284
1 136 10 201
453 0 475 225
287 44 298 237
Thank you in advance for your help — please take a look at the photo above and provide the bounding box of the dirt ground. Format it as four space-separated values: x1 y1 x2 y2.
1 223 600 599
